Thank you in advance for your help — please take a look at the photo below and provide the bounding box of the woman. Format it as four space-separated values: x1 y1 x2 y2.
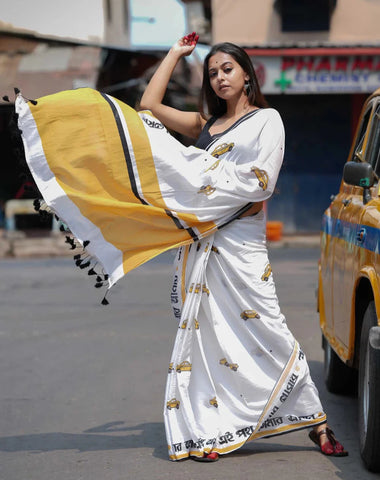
140 32 348 462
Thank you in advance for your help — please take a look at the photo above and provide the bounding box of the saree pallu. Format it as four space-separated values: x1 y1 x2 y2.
165 212 326 460
16 88 282 288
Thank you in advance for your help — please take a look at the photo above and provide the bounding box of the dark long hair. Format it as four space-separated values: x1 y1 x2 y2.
199 42 268 117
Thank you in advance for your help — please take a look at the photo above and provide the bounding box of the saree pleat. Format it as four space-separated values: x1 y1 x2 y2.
165 213 326 460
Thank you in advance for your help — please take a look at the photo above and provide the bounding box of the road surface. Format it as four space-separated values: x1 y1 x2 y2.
0 246 377 480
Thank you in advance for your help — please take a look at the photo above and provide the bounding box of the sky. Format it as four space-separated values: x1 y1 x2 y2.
0 0 104 41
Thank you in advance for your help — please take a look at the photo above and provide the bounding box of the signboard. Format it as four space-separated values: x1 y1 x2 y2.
251 55 380 94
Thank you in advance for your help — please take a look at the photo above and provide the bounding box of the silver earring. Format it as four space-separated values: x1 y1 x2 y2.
244 81 251 96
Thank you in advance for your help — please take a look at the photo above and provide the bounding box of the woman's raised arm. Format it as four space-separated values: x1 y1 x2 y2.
139 33 206 139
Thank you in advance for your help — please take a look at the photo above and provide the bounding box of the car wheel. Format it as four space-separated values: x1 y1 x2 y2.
358 301 380 472
323 335 356 394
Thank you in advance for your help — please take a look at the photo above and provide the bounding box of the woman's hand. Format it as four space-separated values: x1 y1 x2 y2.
139 31 205 139
171 32 199 57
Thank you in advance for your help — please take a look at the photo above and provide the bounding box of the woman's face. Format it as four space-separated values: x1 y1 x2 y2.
207 51 249 101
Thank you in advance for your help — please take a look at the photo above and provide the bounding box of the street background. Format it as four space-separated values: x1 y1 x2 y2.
0 245 377 480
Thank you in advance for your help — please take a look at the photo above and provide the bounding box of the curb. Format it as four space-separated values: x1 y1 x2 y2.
0 233 72 259
0 233 321 259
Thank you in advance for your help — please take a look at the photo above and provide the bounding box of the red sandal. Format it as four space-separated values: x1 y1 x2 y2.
309 427 348 457
192 452 219 462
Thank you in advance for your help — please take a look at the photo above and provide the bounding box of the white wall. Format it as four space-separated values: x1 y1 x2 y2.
0 0 104 42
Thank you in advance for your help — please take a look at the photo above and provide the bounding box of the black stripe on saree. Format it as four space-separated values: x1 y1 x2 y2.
101 93 199 242
101 93 148 205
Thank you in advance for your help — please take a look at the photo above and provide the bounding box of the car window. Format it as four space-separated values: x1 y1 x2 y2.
367 104 380 176
352 107 372 162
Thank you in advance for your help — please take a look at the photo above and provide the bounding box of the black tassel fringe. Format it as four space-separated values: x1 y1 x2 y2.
4 89 111 306
32 197 111 305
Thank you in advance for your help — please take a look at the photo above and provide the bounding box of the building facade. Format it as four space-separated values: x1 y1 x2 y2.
212 0 380 231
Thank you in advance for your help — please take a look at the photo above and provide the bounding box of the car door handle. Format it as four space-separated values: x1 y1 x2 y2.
356 227 366 242
342 199 352 206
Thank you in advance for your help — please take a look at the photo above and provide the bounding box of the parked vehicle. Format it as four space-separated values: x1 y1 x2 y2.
318 88 380 472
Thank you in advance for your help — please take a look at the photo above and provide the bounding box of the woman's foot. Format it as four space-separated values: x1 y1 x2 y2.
192 451 219 462
309 424 348 457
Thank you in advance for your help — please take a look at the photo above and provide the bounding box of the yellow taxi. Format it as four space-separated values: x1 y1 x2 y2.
211 142 234 158
261 264 272 282
240 309 261 320
318 88 380 472
166 398 180 410
176 361 192 373
251 167 269 190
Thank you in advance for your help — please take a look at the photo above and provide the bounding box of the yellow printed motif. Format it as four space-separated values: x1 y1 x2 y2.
176 361 192 373
211 143 234 158
261 264 272 281
219 358 239 371
198 185 216 196
251 167 268 190
168 362 174 373
240 309 261 320
205 159 221 172
194 318 200 329
205 143 234 172
209 397 218 408
166 398 180 410
202 284 210 296
180 319 188 329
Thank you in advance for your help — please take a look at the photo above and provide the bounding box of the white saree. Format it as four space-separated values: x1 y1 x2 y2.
15 88 326 461
164 109 326 461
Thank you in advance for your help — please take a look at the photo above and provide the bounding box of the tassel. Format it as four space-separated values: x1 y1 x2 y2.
73 254 81 260
96 276 103 283
83 240 90 248
2 95 10 102
75 259 83 267
64 236 77 250
95 282 103 288
65 236 76 249
33 198 41 211
101 295 110 306
59 222 69 232
14 87 38 105
79 261 91 270
88 268 97 276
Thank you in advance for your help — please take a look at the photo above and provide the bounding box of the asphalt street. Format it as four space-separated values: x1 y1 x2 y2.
0 246 378 480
